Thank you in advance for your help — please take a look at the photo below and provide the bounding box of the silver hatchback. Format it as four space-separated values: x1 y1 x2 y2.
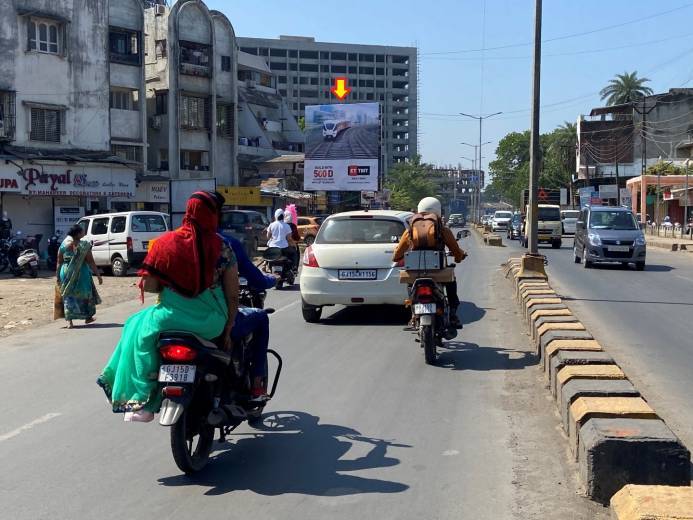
573 206 646 270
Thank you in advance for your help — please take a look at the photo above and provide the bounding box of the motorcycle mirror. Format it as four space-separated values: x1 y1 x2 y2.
456 231 463 240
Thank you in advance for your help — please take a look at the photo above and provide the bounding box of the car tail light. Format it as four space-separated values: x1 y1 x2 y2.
160 344 197 362
126 237 133 253
303 246 319 268
162 386 185 397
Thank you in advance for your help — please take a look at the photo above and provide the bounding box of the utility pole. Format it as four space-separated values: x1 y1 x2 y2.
685 159 690 238
616 160 620 206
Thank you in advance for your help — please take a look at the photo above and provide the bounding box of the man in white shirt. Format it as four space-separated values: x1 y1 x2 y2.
266 209 292 248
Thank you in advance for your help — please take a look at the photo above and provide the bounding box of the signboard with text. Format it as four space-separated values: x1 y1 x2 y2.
304 102 380 191
218 186 261 206
17 166 135 198
54 206 85 236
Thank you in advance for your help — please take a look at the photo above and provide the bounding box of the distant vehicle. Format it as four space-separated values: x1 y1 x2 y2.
491 211 513 232
521 204 562 249
297 216 324 246
447 214 464 227
78 211 169 276
220 209 269 256
506 213 522 240
300 210 413 323
561 210 580 235
481 215 493 226
573 206 646 270
322 120 350 140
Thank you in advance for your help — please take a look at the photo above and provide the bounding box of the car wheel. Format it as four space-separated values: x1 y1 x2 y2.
305 235 315 246
111 256 127 277
302 300 322 323
573 244 581 264
582 247 592 269
635 262 645 271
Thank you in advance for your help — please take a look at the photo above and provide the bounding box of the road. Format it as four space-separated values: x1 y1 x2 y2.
306 126 380 160
0 235 607 520
505 235 693 449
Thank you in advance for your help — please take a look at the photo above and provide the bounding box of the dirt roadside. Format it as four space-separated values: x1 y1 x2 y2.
0 272 140 338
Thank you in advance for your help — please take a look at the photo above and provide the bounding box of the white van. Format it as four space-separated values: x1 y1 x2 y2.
77 211 169 276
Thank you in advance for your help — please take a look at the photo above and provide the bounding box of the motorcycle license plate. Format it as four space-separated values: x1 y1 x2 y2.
158 364 196 383
272 266 283 274
30 261 38 267
414 303 436 315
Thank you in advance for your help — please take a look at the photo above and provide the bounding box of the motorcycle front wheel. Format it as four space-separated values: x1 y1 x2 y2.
170 406 215 474
421 324 437 365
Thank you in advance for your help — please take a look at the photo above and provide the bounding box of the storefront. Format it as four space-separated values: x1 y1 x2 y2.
0 160 136 242
111 180 170 213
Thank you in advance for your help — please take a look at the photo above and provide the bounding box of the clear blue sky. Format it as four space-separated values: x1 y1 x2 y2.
209 0 693 176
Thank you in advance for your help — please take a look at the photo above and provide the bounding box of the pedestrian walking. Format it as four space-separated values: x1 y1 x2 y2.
55 225 102 328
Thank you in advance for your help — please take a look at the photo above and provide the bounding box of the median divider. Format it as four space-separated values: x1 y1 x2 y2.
611 485 693 520
502 256 691 508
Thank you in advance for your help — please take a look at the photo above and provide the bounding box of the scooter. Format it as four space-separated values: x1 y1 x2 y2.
263 247 295 290
3 234 39 278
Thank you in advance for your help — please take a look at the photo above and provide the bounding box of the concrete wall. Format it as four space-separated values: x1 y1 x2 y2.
110 108 142 140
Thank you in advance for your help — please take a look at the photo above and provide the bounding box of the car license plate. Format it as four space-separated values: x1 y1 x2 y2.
608 245 630 252
272 265 283 274
338 269 377 280
414 303 436 315
158 364 196 383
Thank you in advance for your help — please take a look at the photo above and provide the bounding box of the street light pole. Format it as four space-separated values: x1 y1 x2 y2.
461 139 494 223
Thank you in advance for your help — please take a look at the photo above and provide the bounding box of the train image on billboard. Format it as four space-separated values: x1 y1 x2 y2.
322 119 351 140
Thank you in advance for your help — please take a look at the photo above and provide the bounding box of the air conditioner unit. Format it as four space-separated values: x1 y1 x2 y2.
154 4 165 16
149 115 162 129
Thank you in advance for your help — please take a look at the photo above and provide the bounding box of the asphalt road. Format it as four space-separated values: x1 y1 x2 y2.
0 234 607 520
306 126 379 160
504 235 693 449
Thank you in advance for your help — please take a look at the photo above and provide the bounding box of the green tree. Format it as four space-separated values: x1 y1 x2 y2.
599 71 654 106
645 161 686 176
487 131 531 206
385 155 439 211
297 116 306 131
543 121 577 189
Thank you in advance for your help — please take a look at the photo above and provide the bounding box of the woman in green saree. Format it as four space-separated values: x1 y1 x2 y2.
56 225 103 328
97 192 239 423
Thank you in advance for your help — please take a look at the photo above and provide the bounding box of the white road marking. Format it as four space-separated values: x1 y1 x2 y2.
0 413 62 443
442 449 460 457
273 300 300 314
674 274 693 284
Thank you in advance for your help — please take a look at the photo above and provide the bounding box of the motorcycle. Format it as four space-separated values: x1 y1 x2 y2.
263 247 295 290
156 285 281 474
0 234 39 278
47 231 62 271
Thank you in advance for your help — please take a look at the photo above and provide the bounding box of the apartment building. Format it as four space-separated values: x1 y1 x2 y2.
0 0 146 240
237 35 417 176
144 0 238 224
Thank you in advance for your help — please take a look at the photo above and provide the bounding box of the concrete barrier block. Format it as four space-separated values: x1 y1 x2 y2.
560 379 639 432
533 315 579 341
530 308 573 326
611 484 693 519
580 420 691 505
544 339 603 371
569 397 658 459
527 304 569 324
525 297 563 319
539 330 594 359
487 235 503 246
557 364 625 391
548 350 614 396
521 289 557 302
517 285 552 302
536 322 587 350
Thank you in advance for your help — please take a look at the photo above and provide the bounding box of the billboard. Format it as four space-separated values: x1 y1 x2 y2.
304 102 380 191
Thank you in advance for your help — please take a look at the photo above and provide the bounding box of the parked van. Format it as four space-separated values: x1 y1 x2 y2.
77 211 169 276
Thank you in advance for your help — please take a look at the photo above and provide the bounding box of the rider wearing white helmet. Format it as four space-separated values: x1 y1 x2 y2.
393 196 467 328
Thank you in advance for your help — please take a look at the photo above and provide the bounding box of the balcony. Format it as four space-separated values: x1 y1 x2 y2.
179 41 211 77
180 62 210 77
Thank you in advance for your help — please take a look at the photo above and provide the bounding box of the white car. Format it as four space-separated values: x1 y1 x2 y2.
491 211 513 232
300 210 413 322
561 209 580 235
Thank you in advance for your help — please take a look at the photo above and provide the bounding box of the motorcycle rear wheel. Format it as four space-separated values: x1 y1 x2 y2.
421 324 437 365
170 406 215 474
29 266 38 278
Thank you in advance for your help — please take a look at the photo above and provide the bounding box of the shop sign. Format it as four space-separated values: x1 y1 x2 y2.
136 181 169 203
218 186 261 206
0 175 21 192
54 206 85 236
18 167 135 198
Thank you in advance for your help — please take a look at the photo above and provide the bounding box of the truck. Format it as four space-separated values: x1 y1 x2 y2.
521 204 562 249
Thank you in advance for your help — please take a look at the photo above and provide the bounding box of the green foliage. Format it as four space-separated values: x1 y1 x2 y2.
645 161 687 176
599 71 654 106
385 155 439 211
297 116 306 131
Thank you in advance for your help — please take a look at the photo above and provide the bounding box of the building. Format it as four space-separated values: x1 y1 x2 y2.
237 35 418 175
0 0 146 241
144 0 238 225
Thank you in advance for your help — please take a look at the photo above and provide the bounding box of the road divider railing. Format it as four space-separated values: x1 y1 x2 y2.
502 256 691 509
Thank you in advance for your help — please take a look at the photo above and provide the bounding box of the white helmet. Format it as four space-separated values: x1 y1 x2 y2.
417 197 442 217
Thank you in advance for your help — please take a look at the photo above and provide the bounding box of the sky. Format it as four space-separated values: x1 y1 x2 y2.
209 0 693 176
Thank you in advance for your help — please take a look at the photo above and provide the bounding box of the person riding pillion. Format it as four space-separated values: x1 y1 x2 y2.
392 197 467 329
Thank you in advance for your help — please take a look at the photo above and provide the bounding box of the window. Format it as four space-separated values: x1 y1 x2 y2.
92 218 110 235
376 80 385 88
331 65 346 73
179 41 210 76
359 53 374 62
179 150 209 171
180 95 209 130
376 55 385 62
321 64 329 72
270 48 287 57
278 75 287 83
289 63 298 71
300 90 318 98
300 50 318 59
0 91 16 141
300 63 318 72
292 77 298 84
155 39 167 59
28 19 60 54
221 55 231 71
366 93 374 100
270 61 287 70
376 67 384 76
259 73 272 87
159 149 169 170
111 144 142 162
240 47 256 55
109 29 140 65
331 52 346 60
155 91 168 115
279 89 287 96
348 53 357 61
360 67 374 75
293 102 298 110
132 214 167 232
317 218 405 245
320 51 330 59
258 48 269 56
110 217 127 234
310 77 318 85
323 78 330 86
30 107 61 142
289 49 298 58
299 77 308 85
348 66 357 74
216 103 233 139
110 89 139 110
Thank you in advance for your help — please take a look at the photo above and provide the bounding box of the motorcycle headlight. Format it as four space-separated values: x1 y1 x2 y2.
588 233 602 247
635 235 646 246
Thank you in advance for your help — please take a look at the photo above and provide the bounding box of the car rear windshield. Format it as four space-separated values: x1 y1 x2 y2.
562 211 580 219
495 212 512 219
131 214 167 232
538 207 561 221
316 217 405 244
589 211 638 230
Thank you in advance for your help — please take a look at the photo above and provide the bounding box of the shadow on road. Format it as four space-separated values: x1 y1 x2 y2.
457 301 486 325
69 322 123 329
158 411 410 497
586 263 674 272
321 305 410 326
436 341 537 371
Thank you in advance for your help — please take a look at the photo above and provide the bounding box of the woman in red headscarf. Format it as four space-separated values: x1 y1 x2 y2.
97 192 239 422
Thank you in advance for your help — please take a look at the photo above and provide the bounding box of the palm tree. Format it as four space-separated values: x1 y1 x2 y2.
599 71 654 106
